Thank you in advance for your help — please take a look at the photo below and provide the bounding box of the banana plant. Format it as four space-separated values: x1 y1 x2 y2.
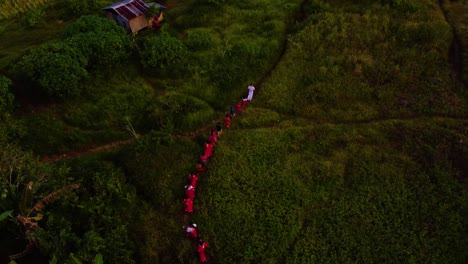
8 182 80 262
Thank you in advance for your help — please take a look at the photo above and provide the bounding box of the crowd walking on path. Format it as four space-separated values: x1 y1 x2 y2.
181 83 255 262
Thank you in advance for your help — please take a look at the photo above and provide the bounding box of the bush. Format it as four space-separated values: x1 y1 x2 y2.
64 15 126 38
67 0 98 16
14 42 88 98
0 76 14 114
64 15 131 70
150 92 215 131
22 9 44 28
37 160 137 264
139 33 188 69
66 31 131 70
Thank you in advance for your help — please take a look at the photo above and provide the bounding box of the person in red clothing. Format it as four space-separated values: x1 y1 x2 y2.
195 162 205 173
203 140 213 158
236 101 243 113
185 184 195 199
242 97 249 107
151 12 163 29
185 223 198 238
183 198 193 213
208 128 217 144
224 114 231 128
187 173 198 188
199 154 208 167
197 238 208 263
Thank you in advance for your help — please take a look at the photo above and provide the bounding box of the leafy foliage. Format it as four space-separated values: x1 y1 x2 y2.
14 42 88 98
66 0 99 16
37 160 137 264
22 8 45 28
0 0 49 19
139 33 188 69
65 15 131 70
0 75 14 114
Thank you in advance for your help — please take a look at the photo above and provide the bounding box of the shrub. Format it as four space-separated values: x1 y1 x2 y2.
150 92 215 131
67 0 98 16
139 33 188 69
22 9 44 28
64 15 131 70
66 31 131 70
0 76 14 114
14 42 88 98
64 15 126 38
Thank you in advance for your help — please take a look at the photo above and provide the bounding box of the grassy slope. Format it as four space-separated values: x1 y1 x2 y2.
194 0 468 263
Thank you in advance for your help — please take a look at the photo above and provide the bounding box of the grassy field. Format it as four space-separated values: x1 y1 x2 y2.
0 0 466 263
193 0 467 263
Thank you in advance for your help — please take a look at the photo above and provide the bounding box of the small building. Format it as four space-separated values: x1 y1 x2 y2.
103 0 164 33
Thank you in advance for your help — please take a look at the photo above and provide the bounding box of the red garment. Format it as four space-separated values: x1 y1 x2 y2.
197 241 208 262
204 142 213 157
196 163 204 172
200 155 208 164
242 100 249 107
237 102 242 112
152 15 161 29
209 133 217 144
185 185 195 199
186 226 198 238
183 198 193 213
224 116 231 128
188 174 198 188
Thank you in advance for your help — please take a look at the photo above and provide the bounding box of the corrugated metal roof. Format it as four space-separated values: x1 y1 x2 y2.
103 0 150 21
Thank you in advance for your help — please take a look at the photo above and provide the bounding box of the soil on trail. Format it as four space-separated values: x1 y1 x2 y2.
41 138 135 162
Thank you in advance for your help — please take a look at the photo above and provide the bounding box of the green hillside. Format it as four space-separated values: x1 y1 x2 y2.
0 0 466 263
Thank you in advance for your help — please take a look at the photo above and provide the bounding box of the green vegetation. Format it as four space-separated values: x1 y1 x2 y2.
0 0 466 263
139 33 188 69
0 75 14 114
0 0 50 19
14 42 89 98
442 0 468 85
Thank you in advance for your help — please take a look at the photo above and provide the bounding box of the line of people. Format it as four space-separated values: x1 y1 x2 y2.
181 83 255 263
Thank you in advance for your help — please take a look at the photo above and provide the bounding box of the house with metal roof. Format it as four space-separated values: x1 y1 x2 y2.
103 0 164 33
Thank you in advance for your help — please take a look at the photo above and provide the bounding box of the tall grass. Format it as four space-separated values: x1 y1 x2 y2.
256 0 466 121
197 120 467 263
0 0 51 19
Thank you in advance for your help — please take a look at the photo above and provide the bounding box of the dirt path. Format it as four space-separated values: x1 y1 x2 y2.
40 138 135 162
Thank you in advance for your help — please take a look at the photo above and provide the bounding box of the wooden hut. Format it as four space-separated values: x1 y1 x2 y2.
103 0 158 33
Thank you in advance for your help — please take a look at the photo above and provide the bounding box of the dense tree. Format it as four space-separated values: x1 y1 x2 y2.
14 42 88 98
64 15 126 38
65 15 131 69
